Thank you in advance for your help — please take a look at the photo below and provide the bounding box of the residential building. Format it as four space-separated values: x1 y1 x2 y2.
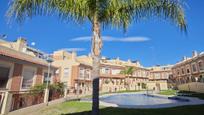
148 65 173 89
52 50 92 94
172 51 204 85
52 50 168 94
100 57 150 91
0 38 58 114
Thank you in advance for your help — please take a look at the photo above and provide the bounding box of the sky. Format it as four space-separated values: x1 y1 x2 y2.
0 0 204 67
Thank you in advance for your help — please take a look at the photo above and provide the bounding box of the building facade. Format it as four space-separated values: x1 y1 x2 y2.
52 50 92 94
172 51 204 85
148 65 172 90
0 38 58 114
52 50 169 94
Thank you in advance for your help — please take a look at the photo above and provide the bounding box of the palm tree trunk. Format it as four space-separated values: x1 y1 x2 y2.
91 16 102 115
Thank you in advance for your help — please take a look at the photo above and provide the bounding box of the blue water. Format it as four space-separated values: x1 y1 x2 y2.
100 94 184 106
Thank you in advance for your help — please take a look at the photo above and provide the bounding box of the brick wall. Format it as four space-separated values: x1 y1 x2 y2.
71 66 79 87
10 63 23 91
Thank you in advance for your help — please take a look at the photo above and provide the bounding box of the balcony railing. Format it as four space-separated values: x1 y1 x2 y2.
78 74 91 80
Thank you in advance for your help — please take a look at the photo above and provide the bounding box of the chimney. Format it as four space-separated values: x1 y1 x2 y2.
71 51 77 60
182 56 187 61
116 57 120 61
127 59 131 63
136 61 141 67
192 51 198 57
16 37 27 52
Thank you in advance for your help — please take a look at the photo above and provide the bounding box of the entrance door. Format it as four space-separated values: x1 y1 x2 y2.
156 83 161 91
0 66 10 89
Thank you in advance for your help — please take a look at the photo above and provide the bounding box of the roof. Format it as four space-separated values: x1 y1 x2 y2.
0 45 57 68
172 53 204 68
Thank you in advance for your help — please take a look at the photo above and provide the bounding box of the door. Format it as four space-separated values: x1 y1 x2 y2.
156 83 161 91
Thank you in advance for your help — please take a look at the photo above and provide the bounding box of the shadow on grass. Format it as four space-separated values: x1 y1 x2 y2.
61 105 204 115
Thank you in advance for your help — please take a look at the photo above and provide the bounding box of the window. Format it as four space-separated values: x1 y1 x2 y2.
85 69 91 79
146 72 149 76
155 73 160 79
186 68 190 74
43 72 52 84
138 71 141 77
22 67 35 89
181 68 185 74
177 69 180 76
200 75 204 83
192 64 197 72
198 61 204 71
163 73 169 79
112 69 121 75
79 68 85 78
105 68 110 74
63 68 69 78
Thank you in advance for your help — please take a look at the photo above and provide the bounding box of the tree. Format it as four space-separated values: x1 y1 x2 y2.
120 66 135 90
7 0 187 115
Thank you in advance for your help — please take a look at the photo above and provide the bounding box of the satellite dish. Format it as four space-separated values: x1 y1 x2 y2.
31 42 36 46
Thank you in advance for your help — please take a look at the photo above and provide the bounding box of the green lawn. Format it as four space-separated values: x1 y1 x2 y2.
159 90 177 96
31 101 204 115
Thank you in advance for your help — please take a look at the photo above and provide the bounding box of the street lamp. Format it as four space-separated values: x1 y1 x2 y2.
44 55 53 105
46 56 53 88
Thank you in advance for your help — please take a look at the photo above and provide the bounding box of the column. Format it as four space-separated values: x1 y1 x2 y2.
10 63 23 91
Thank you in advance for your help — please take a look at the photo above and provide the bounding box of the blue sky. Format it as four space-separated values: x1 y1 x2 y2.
0 0 204 67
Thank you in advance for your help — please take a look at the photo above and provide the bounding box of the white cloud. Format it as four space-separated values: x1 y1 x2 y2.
70 36 150 42
59 48 86 52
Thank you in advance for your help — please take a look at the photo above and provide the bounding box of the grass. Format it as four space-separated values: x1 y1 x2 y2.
31 101 204 115
159 90 177 96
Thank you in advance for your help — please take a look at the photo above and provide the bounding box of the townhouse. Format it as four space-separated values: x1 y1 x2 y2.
99 58 126 92
172 51 204 85
0 38 58 114
100 58 150 91
52 50 169 93
52 50 92 94
148 65 173 90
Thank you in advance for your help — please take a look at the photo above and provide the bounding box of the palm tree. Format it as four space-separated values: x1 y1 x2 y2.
120 66 135 90
6 0 187 115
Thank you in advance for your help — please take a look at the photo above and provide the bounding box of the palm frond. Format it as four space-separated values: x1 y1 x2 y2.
7 0 187 32
120 66 135 75
6 0 91 24
99 0 187 32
